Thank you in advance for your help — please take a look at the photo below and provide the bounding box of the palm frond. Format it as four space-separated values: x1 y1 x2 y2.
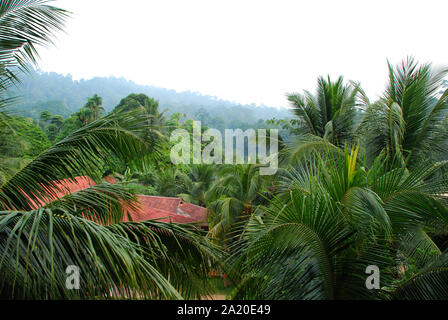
46 182 140 226
0 208 181 299
0 0 69 90
392 252 448 300
108 220 222 299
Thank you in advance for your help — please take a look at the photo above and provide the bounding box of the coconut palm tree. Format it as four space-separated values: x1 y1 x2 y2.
0 0 68 88
204 164 267 287
207 164 266 248
286 76 363 160
230 147 448 299
360 57 448 168
152 166 183 197
0 0 68 164
177 164 217 206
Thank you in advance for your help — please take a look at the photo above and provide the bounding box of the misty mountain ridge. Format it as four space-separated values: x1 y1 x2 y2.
7 69 291 125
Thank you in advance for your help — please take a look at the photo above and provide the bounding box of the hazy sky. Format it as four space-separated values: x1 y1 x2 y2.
38 0 448 108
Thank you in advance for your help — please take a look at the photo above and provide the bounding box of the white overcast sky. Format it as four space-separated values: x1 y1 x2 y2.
38 0 448 108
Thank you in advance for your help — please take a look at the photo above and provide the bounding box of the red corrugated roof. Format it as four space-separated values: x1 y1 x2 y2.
123 195 207 225
178 202 208 222
21 176 207 225
137 196 182 212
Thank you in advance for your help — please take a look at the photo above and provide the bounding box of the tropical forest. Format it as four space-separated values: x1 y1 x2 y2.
0 0 447 301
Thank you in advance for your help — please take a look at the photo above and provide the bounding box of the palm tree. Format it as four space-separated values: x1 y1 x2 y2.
286 76 362 160
205 164 267 287
0 0 217 299
230 148 448 299
360 57 448 168
177 164 217 206
85 94 105 121
0 0 68 89
207 164 266 250
152 166 183 197
77 106 94 125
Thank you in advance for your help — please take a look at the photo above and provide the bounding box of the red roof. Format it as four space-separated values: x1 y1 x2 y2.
178 202 208 221
25 176 96 210
21 176 207 226
122 195 207 225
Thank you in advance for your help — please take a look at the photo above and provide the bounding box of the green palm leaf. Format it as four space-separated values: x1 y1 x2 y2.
0 0 69 87
392 252 448 300
0 208 181 299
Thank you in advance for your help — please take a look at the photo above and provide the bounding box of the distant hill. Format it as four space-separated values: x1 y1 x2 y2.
7 69 291 126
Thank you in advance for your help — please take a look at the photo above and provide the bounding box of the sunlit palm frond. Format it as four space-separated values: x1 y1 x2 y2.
368 155 448 232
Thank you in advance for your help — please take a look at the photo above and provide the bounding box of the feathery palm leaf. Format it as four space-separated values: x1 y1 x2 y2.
231 148 395 299
108 220 222 299
287 76 362 148
0 0 69 89
360 57 448 167
0 208 181 299
392 252 448 300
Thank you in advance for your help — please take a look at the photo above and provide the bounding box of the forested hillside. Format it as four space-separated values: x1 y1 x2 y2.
7 69 290 126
